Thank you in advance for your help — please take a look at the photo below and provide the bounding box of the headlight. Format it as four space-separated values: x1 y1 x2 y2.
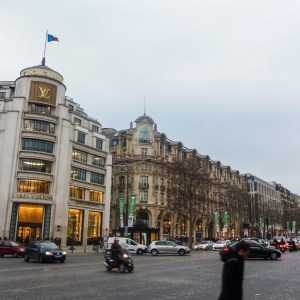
19 249 24 251
62 251 66 255
45 252 52 255
123 254 128 258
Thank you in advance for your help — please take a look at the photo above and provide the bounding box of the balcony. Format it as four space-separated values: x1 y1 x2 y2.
140 198 148 203
160 185 165 192
139 183 149 189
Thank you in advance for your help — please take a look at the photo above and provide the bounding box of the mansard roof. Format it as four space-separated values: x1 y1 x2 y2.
134 114 155 125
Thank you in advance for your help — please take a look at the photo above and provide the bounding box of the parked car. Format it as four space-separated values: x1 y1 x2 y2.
194 241 214 251
24 240 66 263
0 240 25 258
213 240 231 251
148 240 190 256
220 240 281 260
106 237 147 255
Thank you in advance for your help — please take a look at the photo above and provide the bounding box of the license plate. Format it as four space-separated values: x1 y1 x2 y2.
55 255 62 258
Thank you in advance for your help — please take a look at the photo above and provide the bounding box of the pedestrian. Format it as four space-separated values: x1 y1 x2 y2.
58 238 61 247
219 240 250 300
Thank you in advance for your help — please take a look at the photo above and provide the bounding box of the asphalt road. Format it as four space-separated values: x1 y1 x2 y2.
1 250 300 300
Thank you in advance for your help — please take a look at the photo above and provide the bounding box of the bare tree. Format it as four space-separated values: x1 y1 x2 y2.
167 157 210 249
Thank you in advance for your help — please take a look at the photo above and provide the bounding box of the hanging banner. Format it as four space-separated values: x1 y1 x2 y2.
119 196 124 228
292 221 296 233
128 195 136 227
214 212 219 232
224 211 228 232
259 217 263 231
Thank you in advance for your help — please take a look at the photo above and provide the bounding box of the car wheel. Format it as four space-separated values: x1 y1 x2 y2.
137 249 143 255
13 252 18 258
60 259 65 263
178 249 185 256
39 254 44 263
24 253 30 262
270 252 278 260
119 263 126 273
151 249 158 256
106 266 112 271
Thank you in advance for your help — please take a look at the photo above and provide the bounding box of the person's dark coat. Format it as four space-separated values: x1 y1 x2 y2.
219 248 245 300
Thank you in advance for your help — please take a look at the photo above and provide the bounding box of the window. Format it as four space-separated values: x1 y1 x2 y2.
69 186 85 199
18 179 50 193
0 92 6 99
140 176 148 187
92 156 105 167
92 125 99 133
20 158 51 173
141 148 147 156
30 104 51 115
77 132 85 144
72 149 87 163
96 139 103 150
155 192 158 203
74 118 81 125
91 172 104 184
68 104 74 111
71 167 86 181
160 194 164 204
140 191 148 202
24 120 55 134
89 190 103 202
22 139 53 153
141 163 147 170
112 139 118 147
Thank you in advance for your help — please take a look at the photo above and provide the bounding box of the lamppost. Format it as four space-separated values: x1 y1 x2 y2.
69 214 76 253
156 217 161 240
108 158 151 238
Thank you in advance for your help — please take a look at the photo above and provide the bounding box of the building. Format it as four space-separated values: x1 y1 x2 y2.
0 64 112 245
103 114 248 244
246 174 300 237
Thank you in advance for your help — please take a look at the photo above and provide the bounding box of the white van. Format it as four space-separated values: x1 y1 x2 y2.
106 237 147 255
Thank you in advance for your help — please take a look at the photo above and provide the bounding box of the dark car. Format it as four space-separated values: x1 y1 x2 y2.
242 237 268 247
220 240 281 260
24 240 66 263
0 240 26 257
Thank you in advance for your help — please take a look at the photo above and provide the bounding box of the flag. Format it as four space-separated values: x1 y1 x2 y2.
47 34 59 42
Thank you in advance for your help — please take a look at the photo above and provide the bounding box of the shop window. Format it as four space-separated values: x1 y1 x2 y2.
92 156 105 167
69 186 85 199
88 211 102 238
24 120 55 133
89 190 103 202
68 209 83 243
72 149 87 163
20 158 51 173
18 179 50 194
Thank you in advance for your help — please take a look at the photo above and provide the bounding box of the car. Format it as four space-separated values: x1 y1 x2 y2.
242 237 268 248
213 240 231 251
106 237 147 255
147 240 190 256
24 240 66 263
0 240 26 257
194 240 214 251
220 240 281 260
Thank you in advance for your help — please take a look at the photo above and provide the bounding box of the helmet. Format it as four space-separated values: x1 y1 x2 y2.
114 238 119 242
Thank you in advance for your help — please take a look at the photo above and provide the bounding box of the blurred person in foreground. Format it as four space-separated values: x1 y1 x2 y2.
219 240 250 300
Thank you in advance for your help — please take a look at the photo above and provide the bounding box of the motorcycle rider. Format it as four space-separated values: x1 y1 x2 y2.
271 238 279 249
111 238 122 263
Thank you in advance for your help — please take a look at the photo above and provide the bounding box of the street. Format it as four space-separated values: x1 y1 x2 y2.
0 249 300 300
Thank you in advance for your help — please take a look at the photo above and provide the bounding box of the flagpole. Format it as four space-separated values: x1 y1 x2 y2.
42 30 48 66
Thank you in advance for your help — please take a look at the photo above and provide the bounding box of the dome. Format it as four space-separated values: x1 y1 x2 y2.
135 114 155 125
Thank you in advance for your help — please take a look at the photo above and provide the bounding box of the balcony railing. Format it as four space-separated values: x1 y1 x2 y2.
139 183 149 189
140 199 148 203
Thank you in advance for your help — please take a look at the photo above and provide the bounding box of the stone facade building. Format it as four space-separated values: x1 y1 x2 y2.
103 114 248 244
0 64 111 245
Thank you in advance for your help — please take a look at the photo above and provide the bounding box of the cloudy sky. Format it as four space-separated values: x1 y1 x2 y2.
1 1 299 193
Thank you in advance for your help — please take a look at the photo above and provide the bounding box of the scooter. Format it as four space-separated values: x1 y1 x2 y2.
278 244 287 253
103 248 134 273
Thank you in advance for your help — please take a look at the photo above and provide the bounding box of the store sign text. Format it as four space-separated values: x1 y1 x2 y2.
23 70 63 82
13 193 53 201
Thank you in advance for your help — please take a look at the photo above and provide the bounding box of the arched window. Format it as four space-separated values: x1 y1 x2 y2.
163 214 171 234
136 210 149 225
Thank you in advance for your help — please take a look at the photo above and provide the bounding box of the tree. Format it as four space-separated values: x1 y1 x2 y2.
167 157 210 249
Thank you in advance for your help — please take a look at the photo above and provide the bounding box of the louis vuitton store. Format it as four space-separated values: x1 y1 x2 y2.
0 64 112 245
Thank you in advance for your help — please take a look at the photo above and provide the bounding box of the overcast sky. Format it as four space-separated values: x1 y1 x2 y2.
1 1 299 194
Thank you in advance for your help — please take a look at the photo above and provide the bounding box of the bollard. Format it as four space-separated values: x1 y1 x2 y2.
84 245 86 253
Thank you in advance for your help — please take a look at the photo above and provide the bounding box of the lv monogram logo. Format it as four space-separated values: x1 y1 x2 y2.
38 87 50 100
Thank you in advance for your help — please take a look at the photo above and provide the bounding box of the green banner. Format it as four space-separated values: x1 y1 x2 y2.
224 211 228 226
119 196 124 227
259 218 262 228
292 221 296 230
214 212 219 225
128 195 136 227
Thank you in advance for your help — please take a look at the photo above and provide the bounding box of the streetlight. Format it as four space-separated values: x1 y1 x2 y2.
108 158 151 238
156 217 161 240
69 214 76 253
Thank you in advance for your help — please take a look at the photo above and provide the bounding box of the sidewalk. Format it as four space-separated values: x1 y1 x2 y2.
60 245 106 254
